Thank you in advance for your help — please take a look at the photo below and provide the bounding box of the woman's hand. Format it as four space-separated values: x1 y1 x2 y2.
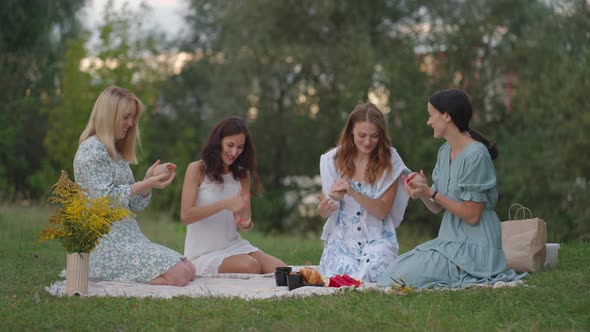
133 165 176 197
145 171 177 189
317 192 339 218
144 160 177 180
403 170 431 199
233 211 253 231
331 178 354 196
235 190 251 220
144 160 160 179
225 191 248 213
328 189 345 201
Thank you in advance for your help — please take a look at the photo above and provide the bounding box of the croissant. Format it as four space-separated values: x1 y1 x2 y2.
299 267 323 285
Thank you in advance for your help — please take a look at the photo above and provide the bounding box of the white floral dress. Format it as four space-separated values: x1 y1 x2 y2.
73 136 185 283
319 180 399 282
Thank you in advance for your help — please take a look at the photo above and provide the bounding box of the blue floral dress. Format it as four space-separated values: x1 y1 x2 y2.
377 142 527 289
319 180 399 282
73 136 185 283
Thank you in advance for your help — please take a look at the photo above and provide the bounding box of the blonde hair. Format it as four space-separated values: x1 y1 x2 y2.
335 102 392 185
79 86 143 163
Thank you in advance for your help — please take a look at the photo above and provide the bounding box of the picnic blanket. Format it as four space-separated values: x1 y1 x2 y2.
45 266 525 300
46 266 355 299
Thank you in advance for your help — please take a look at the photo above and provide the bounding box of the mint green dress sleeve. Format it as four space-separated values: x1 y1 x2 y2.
457 148 497 204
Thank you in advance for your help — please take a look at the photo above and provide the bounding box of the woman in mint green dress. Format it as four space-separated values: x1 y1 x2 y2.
377 89 526 289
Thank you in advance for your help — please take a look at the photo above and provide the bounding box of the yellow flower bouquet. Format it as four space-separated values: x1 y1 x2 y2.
39 170 133 253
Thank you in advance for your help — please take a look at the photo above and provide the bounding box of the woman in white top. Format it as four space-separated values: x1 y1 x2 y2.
181 116 286 275
316 103 410 282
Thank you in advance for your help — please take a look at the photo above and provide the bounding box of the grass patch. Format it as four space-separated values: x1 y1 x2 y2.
1 204 588 331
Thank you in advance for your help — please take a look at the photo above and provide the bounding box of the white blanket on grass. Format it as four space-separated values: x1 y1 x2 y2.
46 266 352 299
45 266 525 300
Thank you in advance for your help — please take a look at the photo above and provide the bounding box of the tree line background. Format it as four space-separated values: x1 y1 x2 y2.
1 0 588 241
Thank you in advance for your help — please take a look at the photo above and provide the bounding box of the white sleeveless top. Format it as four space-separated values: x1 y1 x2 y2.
184 172 258 274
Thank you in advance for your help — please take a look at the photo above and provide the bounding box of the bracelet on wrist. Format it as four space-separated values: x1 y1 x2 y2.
431 190 438 201
241 217 253 229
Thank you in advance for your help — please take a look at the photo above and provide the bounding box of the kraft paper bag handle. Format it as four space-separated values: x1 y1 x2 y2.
508 203 533 220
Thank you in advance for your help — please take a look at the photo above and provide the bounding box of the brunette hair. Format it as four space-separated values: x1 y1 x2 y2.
200 116 261 191
335 103 392 184
429 89 498 159
79 86 143 163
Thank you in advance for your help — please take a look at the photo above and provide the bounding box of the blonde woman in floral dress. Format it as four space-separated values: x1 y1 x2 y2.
74 86 195 286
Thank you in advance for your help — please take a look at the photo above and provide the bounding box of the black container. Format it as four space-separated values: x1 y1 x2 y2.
274 266 292 286
287 272 303 291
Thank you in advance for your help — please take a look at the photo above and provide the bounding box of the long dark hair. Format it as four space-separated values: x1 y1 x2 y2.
200 116 262 192
429 89 498 159
335 102 392 185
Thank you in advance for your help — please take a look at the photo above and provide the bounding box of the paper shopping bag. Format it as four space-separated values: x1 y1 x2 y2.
501 204 547 272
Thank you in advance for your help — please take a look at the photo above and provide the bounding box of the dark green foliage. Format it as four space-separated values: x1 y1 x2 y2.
0 0 86 199
497 0 590 240
1 0 588 240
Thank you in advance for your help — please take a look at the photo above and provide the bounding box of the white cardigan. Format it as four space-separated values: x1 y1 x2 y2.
319 147 411 241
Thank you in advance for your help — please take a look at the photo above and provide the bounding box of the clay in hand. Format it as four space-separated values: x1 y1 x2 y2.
153 164 172 181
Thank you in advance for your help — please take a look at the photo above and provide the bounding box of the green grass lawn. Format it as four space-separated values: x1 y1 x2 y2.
1 204 588 331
